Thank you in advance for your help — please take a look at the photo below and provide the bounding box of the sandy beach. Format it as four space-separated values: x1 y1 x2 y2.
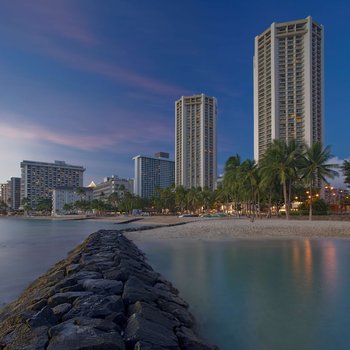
125 217 350 241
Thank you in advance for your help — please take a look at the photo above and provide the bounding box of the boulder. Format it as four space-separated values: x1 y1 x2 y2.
52 303 72 320
122 277 158 305
48 319 124 350
62 294 124 321
26 306 58 328
157 300 194 327
79 279 123 295
124 314 178 349
48 292 92 307
128 301 179 330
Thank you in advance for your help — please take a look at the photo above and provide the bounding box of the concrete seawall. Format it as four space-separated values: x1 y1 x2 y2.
0 229 218 349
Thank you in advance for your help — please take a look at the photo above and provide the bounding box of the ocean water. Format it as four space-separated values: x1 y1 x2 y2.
2 218 350 349
138 239 350 350
0 217 118 305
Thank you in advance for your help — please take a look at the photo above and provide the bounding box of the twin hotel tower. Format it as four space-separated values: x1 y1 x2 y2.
2 17 323 211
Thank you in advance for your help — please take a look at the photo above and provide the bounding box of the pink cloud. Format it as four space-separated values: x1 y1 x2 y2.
0 111 173 152
3 0 97 46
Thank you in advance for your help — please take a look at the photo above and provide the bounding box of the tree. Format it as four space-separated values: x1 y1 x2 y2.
260 139 302 220
36 198 52 214
108 192 120 209
76 187 86 201
175 186 188 213
21 197 32 215
341 160 350 188
300 142 338 220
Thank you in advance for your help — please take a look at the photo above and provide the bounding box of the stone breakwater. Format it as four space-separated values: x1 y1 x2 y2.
0 229 218 350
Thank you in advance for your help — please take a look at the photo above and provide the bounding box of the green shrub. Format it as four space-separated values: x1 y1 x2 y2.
298 199 329 215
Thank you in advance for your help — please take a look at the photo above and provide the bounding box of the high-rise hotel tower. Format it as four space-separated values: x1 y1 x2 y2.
175 94 217 190
254 16 323 160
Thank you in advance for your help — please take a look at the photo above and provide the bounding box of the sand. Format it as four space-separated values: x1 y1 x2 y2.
125 217 350 241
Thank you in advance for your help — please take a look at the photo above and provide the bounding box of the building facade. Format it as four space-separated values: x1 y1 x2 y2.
254 16 323 160
133 153 175 199
0 183 9 206
175 94 217 190
20 160 85 208
52 187 93 215
8 177 21 210
93 176 134 200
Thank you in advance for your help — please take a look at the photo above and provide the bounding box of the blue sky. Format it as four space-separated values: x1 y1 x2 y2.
0 0 349 185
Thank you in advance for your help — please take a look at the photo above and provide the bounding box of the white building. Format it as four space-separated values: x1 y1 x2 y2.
133 153 175 198
20 160 85 208
254 16 323 160
93 175 133 200
175 94 217 190
52 187 93 215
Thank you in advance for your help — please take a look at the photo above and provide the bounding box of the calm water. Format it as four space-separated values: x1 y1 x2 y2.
138 239 350 350
0 217 118 305
1 219 350 349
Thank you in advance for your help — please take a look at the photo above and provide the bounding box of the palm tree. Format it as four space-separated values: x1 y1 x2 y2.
223 154 241 213
239 159 259 219
175 186 187 213
186 187 203 213
300 142 338 220
260 139 302 220
341 160 350 188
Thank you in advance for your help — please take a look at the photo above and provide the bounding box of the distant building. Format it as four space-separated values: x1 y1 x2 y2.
0 183 10 207
133 153 175 198
20 160 85 208
8 177 21 210
93 175 133 200
175 94 217 190
254 16 323 160
52 187 93 215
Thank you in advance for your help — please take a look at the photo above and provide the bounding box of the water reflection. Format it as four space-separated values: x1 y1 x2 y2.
140 239 350 350
322 240 337 297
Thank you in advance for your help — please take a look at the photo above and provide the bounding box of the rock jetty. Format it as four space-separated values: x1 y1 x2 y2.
0 229 218 350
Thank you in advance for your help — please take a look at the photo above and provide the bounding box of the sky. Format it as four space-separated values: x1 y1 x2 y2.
0 0 350 186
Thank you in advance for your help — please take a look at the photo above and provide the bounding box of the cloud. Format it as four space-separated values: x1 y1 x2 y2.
326 156 348 188
2 2 189 97
3 1 98 46
0 110 174 153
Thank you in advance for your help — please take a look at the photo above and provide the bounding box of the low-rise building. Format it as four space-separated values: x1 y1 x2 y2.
93 176 133 200
52 187 93 215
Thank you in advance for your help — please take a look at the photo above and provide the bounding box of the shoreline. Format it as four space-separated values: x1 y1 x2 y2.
125 217 350 241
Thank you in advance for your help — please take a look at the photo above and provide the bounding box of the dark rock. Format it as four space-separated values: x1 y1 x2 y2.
154 281 179 295
62 294 124 321
157 300 194 327
79 278 123 295
176 327 218 350
134 340 173 350
60 284 85 293
52 303 72 319
122 277 158 305
48 292 92 307
48 319 124 350
124 314 178 349
105 312 127 327
49 317 118 335
27 306 58 328
72 271 103 280
104 268 129 282
128 301 179 330
155 288 188 308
